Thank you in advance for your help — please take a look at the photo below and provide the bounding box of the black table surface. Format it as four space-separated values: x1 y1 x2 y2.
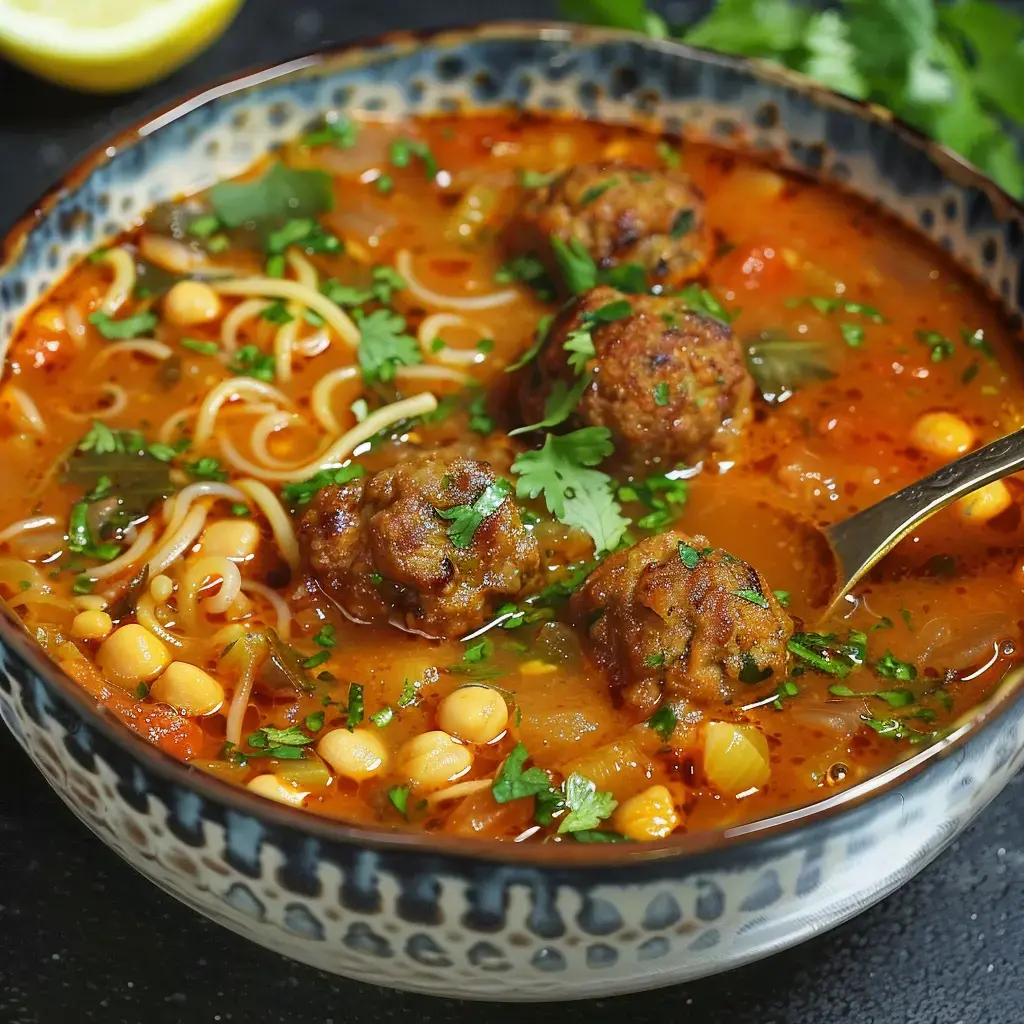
1 2 1023 1021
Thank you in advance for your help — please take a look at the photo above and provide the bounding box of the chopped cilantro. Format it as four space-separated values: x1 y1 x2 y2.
259 300 294 326
397 678 417 708
580 176 621 205
655 140 681 168
183 457 228 482
355 308 421 384
388 785 410 816
188 214 220 238
280 464 365 506
961 327 993 358
550 235 598 295
266 218 341 256
88 310 159 340
303 118 358 149
519 168 559 189
840 322 864 347
875 651 918 682
670 208 695 238
313 624 336 648
370 706 394 728
463 638 493 663
434 478 513 548
678 541 702 568
647 705 677 740
389 138 438 179
346 683 364 730
652 381 670 406
677 283 734 322
302 650 331 670
915 330 955 362
492 742 553 803
505 314 553 374
375 174 394 195
511 427 629 555
773 589 791 607
733 588 769 608
787 631 862 678
180 337 220 356
557 773 617 834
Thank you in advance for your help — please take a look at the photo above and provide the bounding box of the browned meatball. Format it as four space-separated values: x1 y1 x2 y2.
508 162 710 288
300 455 540 638
571 532 792 713
518 286 753 468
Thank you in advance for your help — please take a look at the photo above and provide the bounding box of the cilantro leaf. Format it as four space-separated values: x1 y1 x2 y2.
389 138 438 179
209 162 333 228
551 236 598 294
280 464 365 507
512 428 629 555
647 705 677 740
355 309 421 384
388 785 410 816
229 344 276 382
492 742 553 803
875 650 918 682
88 310 158 340
303 118 359 149
916 330 955 362
346 683 364 730
677 283 735 322
434 478 512 548
563 327 596 374
508 375 589 436
505 314 553 374
557 772 617 834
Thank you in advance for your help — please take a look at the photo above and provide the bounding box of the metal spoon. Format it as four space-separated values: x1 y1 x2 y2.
823 426 1024 616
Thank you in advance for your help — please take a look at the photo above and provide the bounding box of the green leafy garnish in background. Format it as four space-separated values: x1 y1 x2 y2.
561 0 1024 197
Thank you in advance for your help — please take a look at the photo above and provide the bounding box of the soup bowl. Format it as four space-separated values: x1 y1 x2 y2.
2 22 1024 1002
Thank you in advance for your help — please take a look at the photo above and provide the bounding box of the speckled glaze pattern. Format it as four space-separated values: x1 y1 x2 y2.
2 24 1024 1002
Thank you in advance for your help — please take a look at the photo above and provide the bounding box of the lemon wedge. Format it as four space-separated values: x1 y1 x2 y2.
0 0 244 93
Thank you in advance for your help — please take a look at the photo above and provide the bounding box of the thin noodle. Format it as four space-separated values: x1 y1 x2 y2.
64 303 86 349
286 250 320 290
136 593 187 649
225 647 260 746
98 248 137 314
221 298 271 354
177 556 243 630
158 405 196 444
147 504 208 575
160 482 247 538
235 478 301 572
0 559 47 591
310 366 360 434
194 378 293 447
213 278 360 349
59 384 128 421
250 411 309 469
395 249 517 310
4 388 46 434
218 392 438 483
395 364 472 388
417 313 489 366
94 340 173 364
90 522 157 582
425 778 494 808
273 312 300 383
72 595 108 612
239 580 292 640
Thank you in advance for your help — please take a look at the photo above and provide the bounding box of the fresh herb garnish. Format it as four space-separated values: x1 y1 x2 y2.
434 478 513 549
370 707 394 728
492 742 553 803
302 117 359 149
312 624 336 648
389 138 438 180
512 427 630 556
787 630 863 679
388 785 410 816
619 472 687 531
733 588 769 608
773 590 791 607
321 266 406 309
678 541 702 568
746 334 835 403
494 254 557 301
229 344 276 382
88 310 159 340
180 337 220 356
505 314 554 374
183 457 228 482
655 140 681 168
875 651 918 682
354 308 421 384
840 322 864 347
246 723 314 759
916 330 956 362
551 236 598 295
652 381 670 406
346 683 364 730
557 772 617 834
677 283 734 322
280 464 365 506
647 705 677 741
580 176 621 205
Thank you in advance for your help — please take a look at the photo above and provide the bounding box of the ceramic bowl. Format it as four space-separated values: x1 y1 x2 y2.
2 22 1024 1003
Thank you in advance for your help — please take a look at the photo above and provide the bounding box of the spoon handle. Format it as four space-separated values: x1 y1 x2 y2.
824 426 1024 604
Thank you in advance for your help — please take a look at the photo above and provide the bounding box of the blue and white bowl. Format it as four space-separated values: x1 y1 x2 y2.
2 22 1024 1002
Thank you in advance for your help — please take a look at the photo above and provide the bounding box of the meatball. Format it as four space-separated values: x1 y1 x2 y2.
508 162 710 288
518 286 753 467
571 531 792 713
301 454 539 638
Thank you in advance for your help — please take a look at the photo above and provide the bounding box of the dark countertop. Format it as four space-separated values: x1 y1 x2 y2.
0 2 1022 1021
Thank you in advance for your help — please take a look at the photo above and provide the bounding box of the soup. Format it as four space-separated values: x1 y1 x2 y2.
2 113 1022 845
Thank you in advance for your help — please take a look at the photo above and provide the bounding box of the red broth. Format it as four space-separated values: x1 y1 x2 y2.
1 113 1021 844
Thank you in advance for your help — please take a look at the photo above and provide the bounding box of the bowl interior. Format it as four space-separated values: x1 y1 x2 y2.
2 21 1024 863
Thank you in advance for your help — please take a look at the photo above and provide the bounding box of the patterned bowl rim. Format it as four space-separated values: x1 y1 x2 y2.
3 20 1024 867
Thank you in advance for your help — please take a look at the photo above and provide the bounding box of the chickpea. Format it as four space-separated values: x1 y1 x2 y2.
910 412 975 459
150 573 174 602
150 661 225 716
397 731 473 791
958 480 1013 523
437 685 508 744
317 728 389 782
612 785 680 842
247 774 308 808
96 624 171 690
163 280 222 327
71 609 113 642
200 519 260 560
